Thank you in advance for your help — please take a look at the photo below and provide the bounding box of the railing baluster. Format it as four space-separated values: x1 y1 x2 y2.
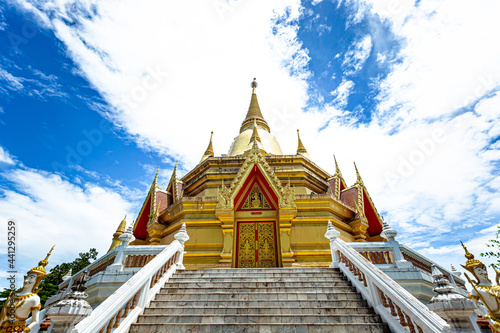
113 306 124 328
405 313 417 333
387 297 397 317
131 291 139 309
379 289 389 307
395 304 408 326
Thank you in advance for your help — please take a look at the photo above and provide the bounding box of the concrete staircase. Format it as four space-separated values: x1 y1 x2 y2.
130 268 391 333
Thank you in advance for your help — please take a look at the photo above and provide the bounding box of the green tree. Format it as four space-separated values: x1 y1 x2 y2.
0 248 98 308
480 225 500 269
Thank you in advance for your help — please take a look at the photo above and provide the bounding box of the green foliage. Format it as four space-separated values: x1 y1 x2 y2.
480 225 500 269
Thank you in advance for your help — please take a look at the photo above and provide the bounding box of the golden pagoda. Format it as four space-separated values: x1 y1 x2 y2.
131 78 385 269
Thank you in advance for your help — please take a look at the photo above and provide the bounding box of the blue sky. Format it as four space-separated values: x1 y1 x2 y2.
0 0 499 289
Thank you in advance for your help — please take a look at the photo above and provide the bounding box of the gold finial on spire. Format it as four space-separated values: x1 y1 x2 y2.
251 77 258 94
296 129 308 155
354 162 364 186
200 131 214 162
108 216 127 252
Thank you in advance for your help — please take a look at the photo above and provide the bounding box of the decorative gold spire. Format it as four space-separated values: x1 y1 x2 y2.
240 78 270 133
354 162 364 186
200 131 214 163
250 119 261 143
151 166 160 191
167 161 180 201
296 129 308 155
333 155 342 178
108 216 127 252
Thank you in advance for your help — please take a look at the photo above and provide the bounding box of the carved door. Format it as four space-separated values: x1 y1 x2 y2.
236 221 277 268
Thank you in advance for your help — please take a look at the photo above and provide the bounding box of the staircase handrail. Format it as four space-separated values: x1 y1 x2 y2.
326 223 451 333
72 239 183 333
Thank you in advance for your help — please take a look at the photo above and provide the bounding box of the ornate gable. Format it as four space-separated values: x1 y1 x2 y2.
216 139 296 212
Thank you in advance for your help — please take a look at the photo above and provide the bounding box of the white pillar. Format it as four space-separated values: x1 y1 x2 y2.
174 223 190 270
324 221 340 268
107 225 135 272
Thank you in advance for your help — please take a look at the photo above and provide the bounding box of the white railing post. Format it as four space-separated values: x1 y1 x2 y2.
174 223 189 269
324 220 340 268
380 220 413 268
107 225 135 272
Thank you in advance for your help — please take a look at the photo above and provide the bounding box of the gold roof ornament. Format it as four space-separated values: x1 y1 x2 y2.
354 162 364 187
108 216 127 253
333 155 343 179
200 131 214 163
151 166 160 191
250 120 262 143
28 245 54 291
166 161 181 202
296 129 309 155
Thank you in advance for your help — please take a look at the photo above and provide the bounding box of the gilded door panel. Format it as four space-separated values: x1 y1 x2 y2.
257 222 276 268
237 222 256 268
236 221 277 268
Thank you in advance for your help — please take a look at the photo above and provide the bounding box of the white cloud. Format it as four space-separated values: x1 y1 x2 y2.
0 146 15 165
15 0 307 168
330 79 354 107
0 167 133 289
342 34 372 75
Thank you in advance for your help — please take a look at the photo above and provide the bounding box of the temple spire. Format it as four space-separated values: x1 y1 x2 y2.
200 132 214 162
239 78 270 133
296 130 311 160
296 129 308 155
107 215 127 252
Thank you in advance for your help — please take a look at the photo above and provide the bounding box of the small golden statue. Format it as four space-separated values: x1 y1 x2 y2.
0 246 54 333
461 242 500 331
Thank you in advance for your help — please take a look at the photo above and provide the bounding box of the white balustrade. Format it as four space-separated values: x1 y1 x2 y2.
325 221 451 333
71 223 189 333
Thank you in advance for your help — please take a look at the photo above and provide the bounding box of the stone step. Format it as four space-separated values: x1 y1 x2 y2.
174 272 345 278
179 268 339 273
143 306 375 315
130 323 391 333
161 286 357 294
136 314 383 324
154 292 363 302
168 277 347 283
149 299 370 309
165 281 351 288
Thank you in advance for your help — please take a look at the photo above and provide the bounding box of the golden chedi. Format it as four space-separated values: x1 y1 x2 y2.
127 79 386 269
